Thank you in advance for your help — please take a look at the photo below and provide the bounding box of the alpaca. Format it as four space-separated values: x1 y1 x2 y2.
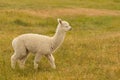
11 19 72 69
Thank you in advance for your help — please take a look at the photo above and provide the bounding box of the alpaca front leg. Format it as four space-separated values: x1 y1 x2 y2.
34 54 42 69
46 54 56 69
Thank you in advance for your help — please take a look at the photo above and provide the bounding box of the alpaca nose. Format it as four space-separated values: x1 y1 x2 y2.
69 27 72 31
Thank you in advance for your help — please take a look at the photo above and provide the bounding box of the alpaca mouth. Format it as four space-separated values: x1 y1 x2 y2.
69 28 72 31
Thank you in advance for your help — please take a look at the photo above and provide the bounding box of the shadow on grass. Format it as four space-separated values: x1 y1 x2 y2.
10 64 56 78
14 19 30 27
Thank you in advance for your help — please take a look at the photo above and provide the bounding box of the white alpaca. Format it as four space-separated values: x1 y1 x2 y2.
11 19 72 69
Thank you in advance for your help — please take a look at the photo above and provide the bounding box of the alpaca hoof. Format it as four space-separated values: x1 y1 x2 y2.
19 65 25 69
11 65 15 69
34 64 38 69
52 65 56 69
34 67 38 70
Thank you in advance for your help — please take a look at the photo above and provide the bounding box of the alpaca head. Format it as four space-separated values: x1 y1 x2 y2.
57 19 72 32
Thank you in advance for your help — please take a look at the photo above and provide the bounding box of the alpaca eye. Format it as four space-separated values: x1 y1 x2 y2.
65 26 68 28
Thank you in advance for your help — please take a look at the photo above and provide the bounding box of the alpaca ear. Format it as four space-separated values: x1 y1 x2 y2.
57 18 62 24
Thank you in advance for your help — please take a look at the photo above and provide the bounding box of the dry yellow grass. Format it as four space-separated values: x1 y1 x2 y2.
0 0 120 80
0 8 120 18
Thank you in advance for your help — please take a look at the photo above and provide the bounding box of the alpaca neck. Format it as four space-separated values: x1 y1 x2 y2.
51 25 66 51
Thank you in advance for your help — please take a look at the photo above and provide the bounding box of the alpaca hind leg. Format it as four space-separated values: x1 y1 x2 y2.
11 53 19 69
18 53 28 69
12 39 27 69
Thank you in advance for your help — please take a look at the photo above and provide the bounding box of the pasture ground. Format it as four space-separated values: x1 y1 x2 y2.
0 0 120 80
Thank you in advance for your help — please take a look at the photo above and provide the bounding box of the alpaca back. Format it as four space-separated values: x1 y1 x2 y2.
12 34 52 54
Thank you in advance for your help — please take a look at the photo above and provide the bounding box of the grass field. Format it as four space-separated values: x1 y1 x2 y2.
0 0 120 10
0 0 120 80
